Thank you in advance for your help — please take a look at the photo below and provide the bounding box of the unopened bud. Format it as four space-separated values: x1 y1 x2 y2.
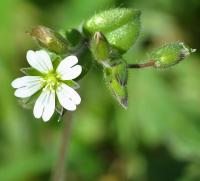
83 8 141 52
149 42 196 68
104 60 128 108
90 32 110 64
29 25 69 54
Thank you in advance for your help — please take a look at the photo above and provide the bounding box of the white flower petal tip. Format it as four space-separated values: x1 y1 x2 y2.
33 90 55 122
12 76 43 98
14 85 41 98
56 83 81 111
26 50 53 74
11 76 42 88
56 55 82 80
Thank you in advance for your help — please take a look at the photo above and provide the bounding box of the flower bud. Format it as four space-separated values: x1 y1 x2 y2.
104 60 128 108
149 42 196 68
83 8 141 52
29 25 69 54
90 32 110 64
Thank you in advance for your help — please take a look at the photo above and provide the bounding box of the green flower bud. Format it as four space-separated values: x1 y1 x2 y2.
83 8 141 52
29 25 69 54
90 32 110 64
149 42 196 68
104 60 128 108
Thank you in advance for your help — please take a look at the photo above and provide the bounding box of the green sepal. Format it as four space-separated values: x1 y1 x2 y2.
62 80 80 89
20 67 44 76
65 28 83 47
112 60 128 86
75 46 93 80
103 59 128 108
19 90 41 110
83 8 141 52
52 55 62 70
149 42 196 68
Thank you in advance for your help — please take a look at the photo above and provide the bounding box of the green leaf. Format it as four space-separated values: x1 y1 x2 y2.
83 8 141 52
103 59 128 108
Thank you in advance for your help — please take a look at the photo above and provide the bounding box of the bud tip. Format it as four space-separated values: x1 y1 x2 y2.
121 97 128 109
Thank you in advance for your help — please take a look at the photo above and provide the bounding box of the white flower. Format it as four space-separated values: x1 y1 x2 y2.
11 50 82 122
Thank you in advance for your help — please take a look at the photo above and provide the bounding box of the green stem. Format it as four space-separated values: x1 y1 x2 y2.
128 60 155 69
51 112 73 181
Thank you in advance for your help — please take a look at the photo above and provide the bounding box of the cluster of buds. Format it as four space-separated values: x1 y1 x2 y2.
84 8 195 108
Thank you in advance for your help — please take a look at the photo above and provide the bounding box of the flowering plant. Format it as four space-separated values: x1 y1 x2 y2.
11 8 196 181
12 8 195 123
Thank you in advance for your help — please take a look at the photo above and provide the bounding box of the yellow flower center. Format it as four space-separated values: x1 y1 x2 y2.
43 72 61 91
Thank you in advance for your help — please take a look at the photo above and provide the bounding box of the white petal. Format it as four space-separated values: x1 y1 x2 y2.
36 50 53 70
42 91 55 122
26 50 53 73
56 55 82 80
57 92 76 111
33 90 55 122
56 55 78 73
60 83 81 104
11 76 42 88
33 91 47 119
56 83 81 111
60 65 82 80
14 82 42 98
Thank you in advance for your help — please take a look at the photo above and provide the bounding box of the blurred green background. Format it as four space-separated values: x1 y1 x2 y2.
0 0 200 180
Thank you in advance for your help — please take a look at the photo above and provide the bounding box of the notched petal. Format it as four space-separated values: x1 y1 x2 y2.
11 76 42 88
33 90 55 122
56 83 81 111
26 50 53 73
56 55 82 80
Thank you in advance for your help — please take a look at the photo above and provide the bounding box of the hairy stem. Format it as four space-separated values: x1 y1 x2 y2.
128 60 155 69
51 112 73 181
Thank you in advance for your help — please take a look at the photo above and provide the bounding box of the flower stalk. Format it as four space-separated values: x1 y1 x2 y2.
51 112 73 181
128 60 155 69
